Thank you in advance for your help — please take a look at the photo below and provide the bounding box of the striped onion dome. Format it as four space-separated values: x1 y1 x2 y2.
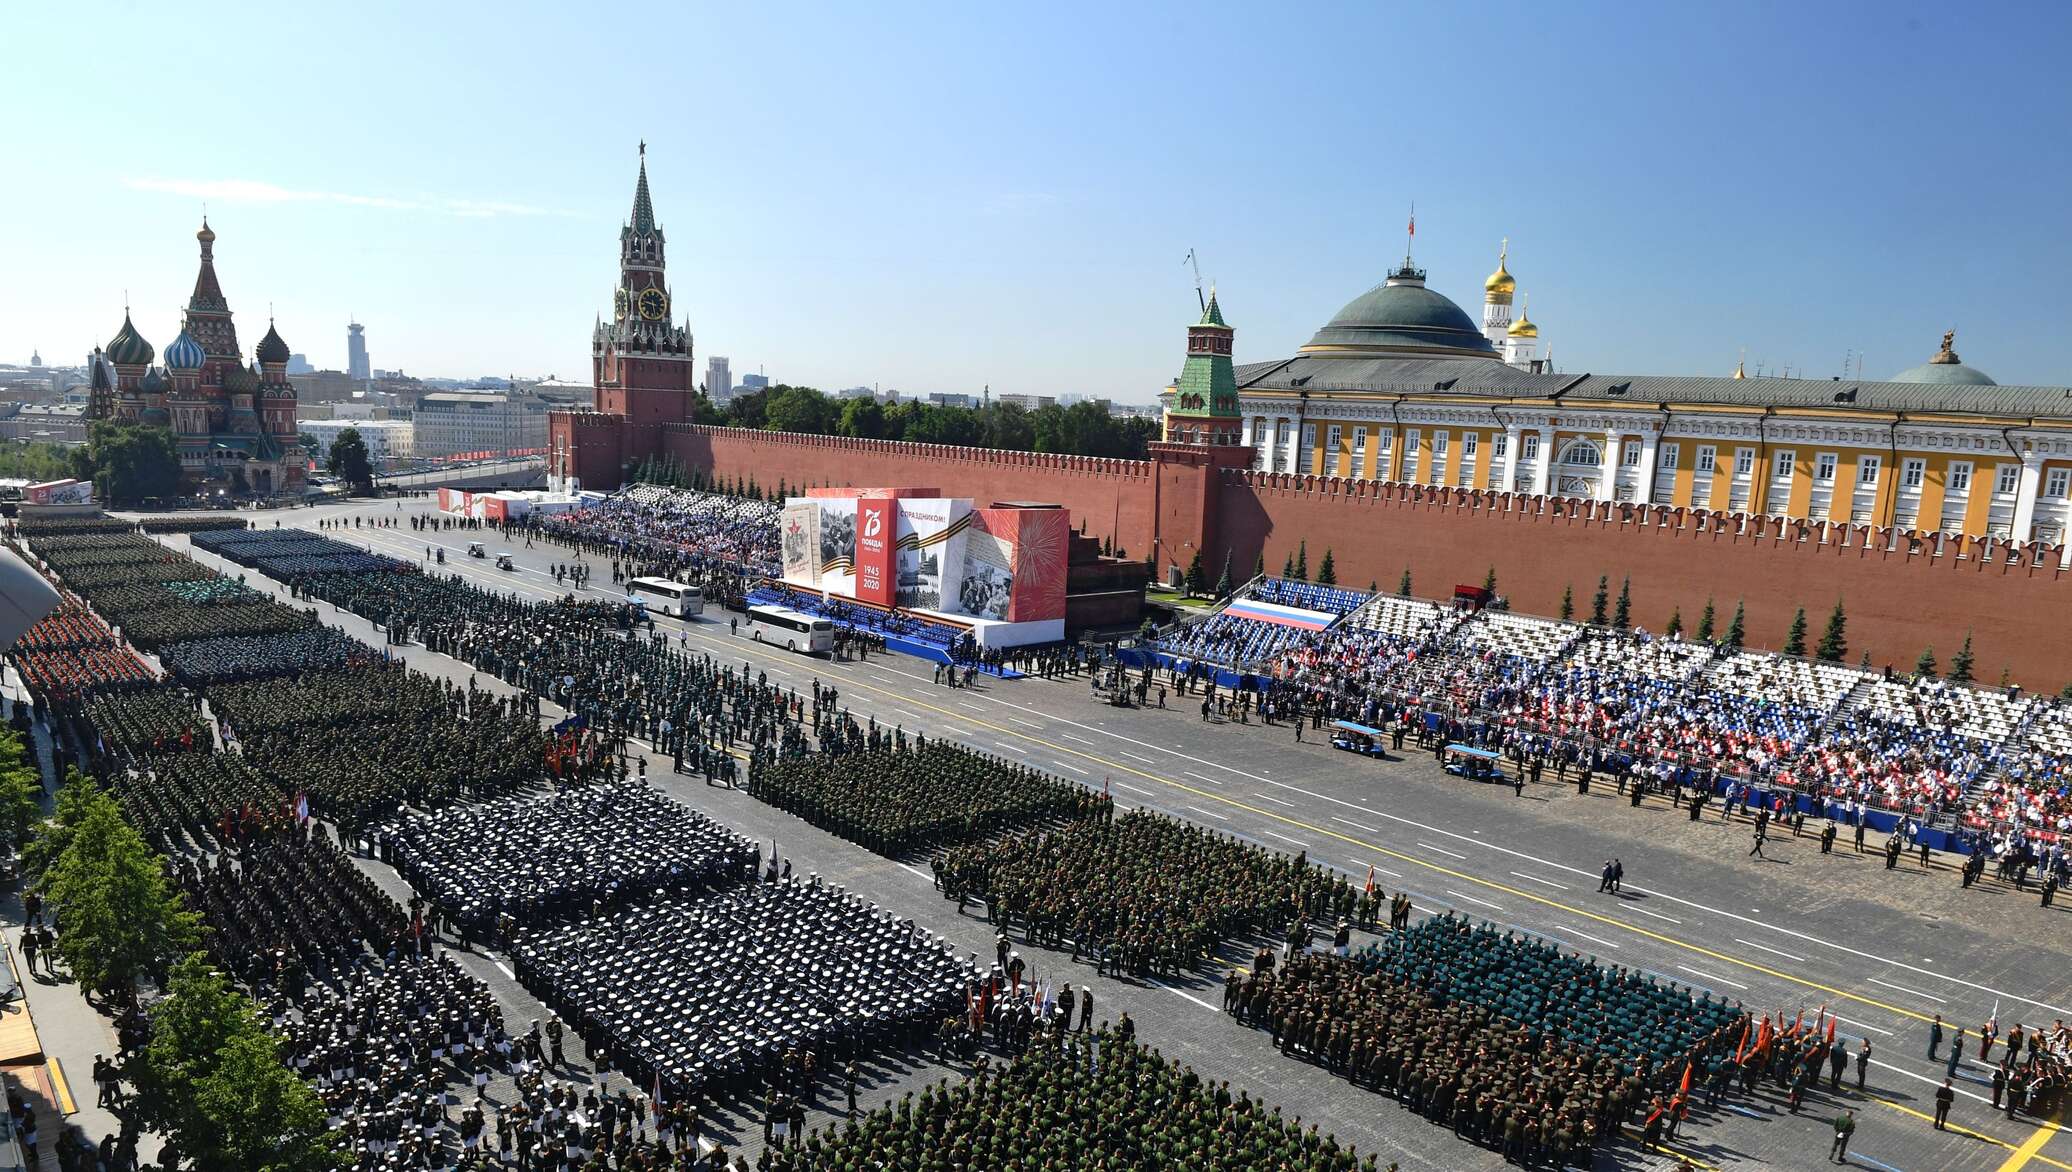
105 313 154 366
164 328 206 371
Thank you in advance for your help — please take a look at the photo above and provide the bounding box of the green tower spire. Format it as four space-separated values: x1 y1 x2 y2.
1169 286 1241 438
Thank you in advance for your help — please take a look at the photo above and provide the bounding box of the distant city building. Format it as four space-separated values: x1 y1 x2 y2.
738 373 769 393
707 356 731 401
286 352 314 375
1107 401 1160 419
526 378 595 409
995 393 1056 412
413 390 550 459
926 392 977 409
0 401 89 444
298 417 414 464
835 385 877 400
346 321 370 381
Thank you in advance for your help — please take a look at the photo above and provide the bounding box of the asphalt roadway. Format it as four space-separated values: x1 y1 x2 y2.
161 498 2072 1172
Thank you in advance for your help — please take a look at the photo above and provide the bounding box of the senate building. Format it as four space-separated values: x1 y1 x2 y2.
1163 246 2072 549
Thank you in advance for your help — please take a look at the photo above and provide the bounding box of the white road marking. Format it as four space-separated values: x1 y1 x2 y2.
1630 907 1683 924
958 702 987 713
1868 977 1948 1004
1120 751 1159 765
1416 841 1468 860
1734 938 1808 963
1060 733 1099 746
1510 871 1570 890
869 674 901 685
1051 761 1090 775
1110 780 1154 796
1188 805 1229 821
1445 890 1505 911
1254 793 1297 808
1333 816 1379 833
1563 928 1623 951
1183 771 1226 786
1145 977 1221 1013
1265 831 1311 848
1367 863 1403 878
1678 965 1750 991
1010 717 1046 730
1832 1016 1895 1037
495 961 516 979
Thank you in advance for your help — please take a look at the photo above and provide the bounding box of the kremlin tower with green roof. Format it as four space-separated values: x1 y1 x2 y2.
1163 288 1243 446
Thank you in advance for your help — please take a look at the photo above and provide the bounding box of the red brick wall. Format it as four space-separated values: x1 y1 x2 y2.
1217 474 2072 689
659 425 1159 557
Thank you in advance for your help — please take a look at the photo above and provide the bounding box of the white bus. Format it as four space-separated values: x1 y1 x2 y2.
747 604 835 654
627 577 705 618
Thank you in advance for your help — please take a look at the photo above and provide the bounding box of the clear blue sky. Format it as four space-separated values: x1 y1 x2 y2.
7 1 2068 399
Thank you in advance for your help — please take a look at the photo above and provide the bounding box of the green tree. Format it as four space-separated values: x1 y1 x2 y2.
1815 598 1848 662
1612 577 1632 628
1213 553 1233 599
1665 608 1683 638
1183 551 1205 596
1948 632 1976 684
723 387 771 429
837 397 886 440
1482 566 1497 595
1697 597 1716 642
1783 608 1808 657
1282 552 1296 578
133 955 339 1172
1590 576 1609 626
0 440 75 480
1559 584 1574 622
325 427 374 493
0 729 41 858
1293 541 1309 581
1397 568 1412 598
762 386 836 434
1916 647 1938 677
688 391 726 426
296 432 324 459
1726 601 1746 650
1252 552 1266 580
79 421 182 505
36 775 201 998
1316 548 1337 586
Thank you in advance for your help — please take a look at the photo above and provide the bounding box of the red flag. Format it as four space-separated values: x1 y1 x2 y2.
1103 776 1111 797
1364 864 1376 896
1732 1017 1750 1064
1407 210 1416 238
1826 1015 1837 1046
1678 1061 1693 1098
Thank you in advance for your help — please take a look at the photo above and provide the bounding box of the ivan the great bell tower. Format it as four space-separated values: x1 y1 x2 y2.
592 143 696 424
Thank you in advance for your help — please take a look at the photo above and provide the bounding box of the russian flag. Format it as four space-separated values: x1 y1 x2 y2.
1222 599 1336 631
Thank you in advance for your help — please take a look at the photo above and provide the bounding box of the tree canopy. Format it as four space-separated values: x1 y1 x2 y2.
76 421 182 505
326 428 374 492
710 385 1159 460
33 772 201 998
133 954 339 1172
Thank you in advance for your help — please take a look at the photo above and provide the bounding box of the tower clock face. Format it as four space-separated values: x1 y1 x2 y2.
638 288 668 321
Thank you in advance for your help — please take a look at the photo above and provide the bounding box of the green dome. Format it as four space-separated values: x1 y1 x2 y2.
105 312 154 366
1891 360 1995 386
1891 331 1995 386
1303 268 1496 356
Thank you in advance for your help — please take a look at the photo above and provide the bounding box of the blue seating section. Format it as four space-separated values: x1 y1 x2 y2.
1249 578 1371 617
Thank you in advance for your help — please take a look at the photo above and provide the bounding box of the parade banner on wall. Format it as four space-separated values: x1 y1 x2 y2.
815 497 858 597
854 498 896 606
26 479 93 505
780 500 819 584
963 508 1069 623
894 497 969 611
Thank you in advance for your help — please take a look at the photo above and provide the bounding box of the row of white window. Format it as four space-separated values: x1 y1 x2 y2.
1250 419 2072 499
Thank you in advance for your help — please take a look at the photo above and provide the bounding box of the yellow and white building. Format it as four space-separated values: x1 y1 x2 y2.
1164 249 2072 545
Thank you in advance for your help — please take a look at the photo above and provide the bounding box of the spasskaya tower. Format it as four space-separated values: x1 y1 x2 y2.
592 143 696 423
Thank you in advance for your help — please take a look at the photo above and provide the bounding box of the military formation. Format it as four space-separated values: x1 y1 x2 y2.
509 878 975 1101
381 782 758 936
747 743 1103 857
936 810 1356 978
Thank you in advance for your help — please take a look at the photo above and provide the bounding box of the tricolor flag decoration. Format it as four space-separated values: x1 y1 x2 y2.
1221 599 1336 631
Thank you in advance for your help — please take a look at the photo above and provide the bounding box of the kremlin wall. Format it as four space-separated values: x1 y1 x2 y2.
554 153 2072 688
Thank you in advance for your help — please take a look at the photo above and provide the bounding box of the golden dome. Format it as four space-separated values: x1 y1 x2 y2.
1484 240 1515 300
1506 294 1537 338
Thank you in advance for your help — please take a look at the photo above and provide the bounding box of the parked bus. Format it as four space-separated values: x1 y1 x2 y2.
747 604 835 654
627 577 705 618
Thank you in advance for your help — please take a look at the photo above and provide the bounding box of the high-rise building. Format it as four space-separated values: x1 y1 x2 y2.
739 373 769 392
707 356 731 401
346 321 370 381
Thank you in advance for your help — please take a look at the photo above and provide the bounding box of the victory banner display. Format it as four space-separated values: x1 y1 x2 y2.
854 498 896 606
894 497 968 611
780 500 819 584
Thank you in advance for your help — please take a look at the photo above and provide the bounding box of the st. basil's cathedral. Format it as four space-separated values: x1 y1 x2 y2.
92 221 305 495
